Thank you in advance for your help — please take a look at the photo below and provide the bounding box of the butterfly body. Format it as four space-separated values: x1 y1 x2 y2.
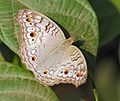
16 9 87 87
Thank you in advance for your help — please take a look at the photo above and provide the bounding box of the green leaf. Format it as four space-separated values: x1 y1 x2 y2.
0 62 58 101
0 0 25 55
0 0 98 56
89 0 120 47
0 0 98 100
12 54 27 69
93 89 98 101
12 54 21 66
0 51 5 62
111 0 120 12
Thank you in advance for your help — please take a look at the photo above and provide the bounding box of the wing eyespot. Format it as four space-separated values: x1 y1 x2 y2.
26 14 30 17
28 38 36 44
26 17 31 22
58 70 64 77
64 68 70 75
30 32 37 37
76 71 81 77
32 56 37 61
61 71 63 73
64 71 68 75
49 70 54 75
26 22 34 26
31 49 36 54
27 27 35 32
43 70 48 74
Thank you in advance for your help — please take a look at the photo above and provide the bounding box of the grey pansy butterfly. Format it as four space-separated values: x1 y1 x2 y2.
16 9 87 87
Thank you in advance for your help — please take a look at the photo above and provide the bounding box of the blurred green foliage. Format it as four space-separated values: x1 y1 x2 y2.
89 0 120 101
95 58 120 101
89 0 120 47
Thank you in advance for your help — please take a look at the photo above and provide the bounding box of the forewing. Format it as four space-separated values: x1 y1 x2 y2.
16 9 66 71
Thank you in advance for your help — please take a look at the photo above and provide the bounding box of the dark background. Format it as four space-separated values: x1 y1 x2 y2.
89 0 120 101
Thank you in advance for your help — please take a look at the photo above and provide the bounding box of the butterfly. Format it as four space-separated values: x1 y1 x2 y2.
16 9 87 87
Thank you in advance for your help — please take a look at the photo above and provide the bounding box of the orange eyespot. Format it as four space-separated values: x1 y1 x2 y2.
43 70 48 74
32 56 36 61
64 68 70 75
26 17 31 22
30 32 36 37
76 71 81 77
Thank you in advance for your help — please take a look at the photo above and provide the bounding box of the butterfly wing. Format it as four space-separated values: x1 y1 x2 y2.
16 9 66 71
35 44 87 87
16 9 87 87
